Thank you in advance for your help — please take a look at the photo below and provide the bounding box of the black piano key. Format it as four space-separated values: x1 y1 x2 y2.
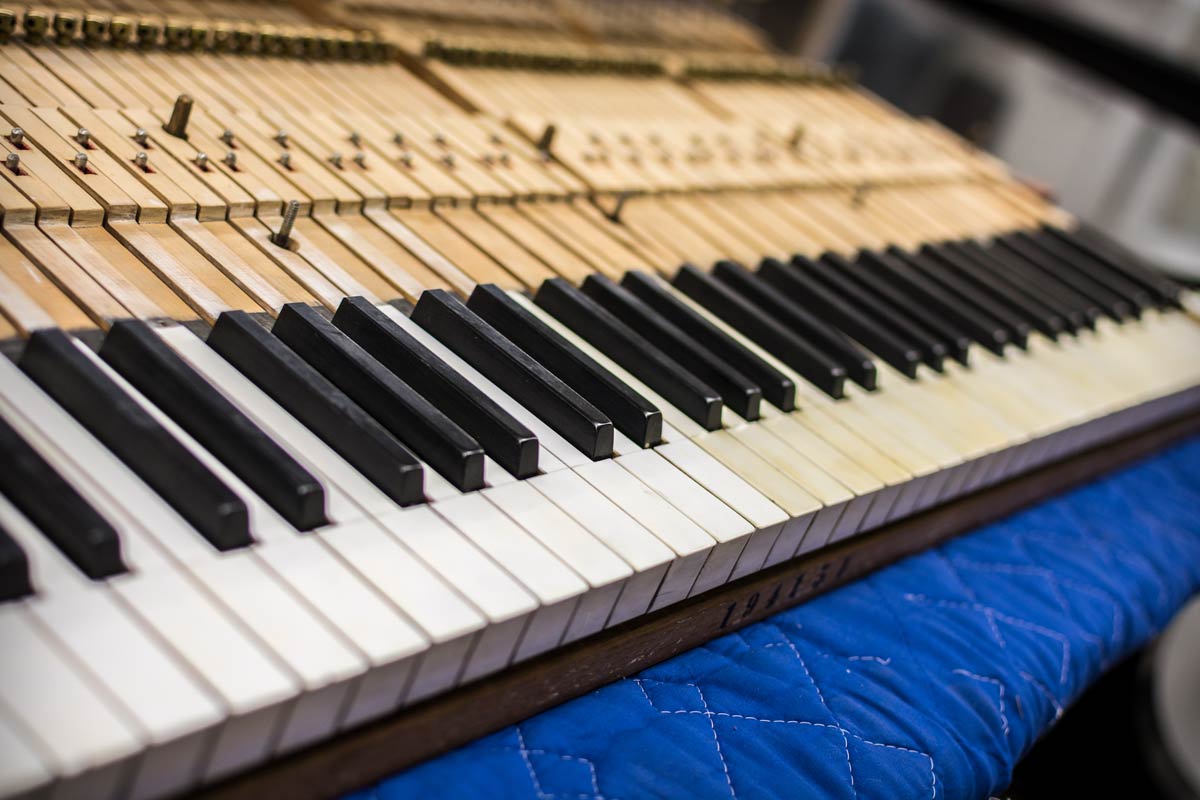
951 241 1090 332
467 284 663 447
20 329 253 550
956 240 1100 329
581 274 762 421
1016 231 1152 314
671 263 849 397
992 234 1134 321
100 320 328 531
758 256 922 379
0 523 33 602
842 254 973 366
858 249 1009 356
618 271 796 412
0 415 124 579
534 277 724 430
412 289 613 460
699 260 873 392
208 310 425 506
272 302 485 491
1042 225 1183 308
813 253 948 372
333 297 539 477
892 246 1032 348
921 243 1068 339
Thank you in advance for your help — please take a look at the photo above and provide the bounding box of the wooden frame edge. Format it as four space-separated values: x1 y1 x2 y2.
198 404 1200 800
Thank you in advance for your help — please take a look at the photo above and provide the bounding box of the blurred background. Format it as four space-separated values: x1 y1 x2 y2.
729 0 1200 284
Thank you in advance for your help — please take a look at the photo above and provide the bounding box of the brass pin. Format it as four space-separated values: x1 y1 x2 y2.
789 125 805 151
271 200 300 248
607 191 630 224
74 128 90 147
73 152 88 171
851 183 870 208
223 151 237 168
133 128 149 146
194 152 209 170
8 127 23 147
536 124 556 160
5 153 19 173
163 94 193 139
134 152 149 170
220 129 235 146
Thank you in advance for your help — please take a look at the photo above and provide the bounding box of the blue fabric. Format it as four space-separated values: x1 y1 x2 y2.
349 438 1200 800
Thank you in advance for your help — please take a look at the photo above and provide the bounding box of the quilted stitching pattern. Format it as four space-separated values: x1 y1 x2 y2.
349 438 1200 800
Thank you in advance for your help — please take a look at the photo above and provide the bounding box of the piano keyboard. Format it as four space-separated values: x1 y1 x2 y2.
1 2 1198 798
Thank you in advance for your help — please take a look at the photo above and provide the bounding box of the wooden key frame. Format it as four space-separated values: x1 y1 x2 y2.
195 393 1200 800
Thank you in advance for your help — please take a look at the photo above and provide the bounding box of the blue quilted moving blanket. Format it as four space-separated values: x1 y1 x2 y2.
348 437 1200 800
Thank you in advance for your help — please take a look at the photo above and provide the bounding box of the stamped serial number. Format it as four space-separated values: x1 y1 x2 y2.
717 553 855 630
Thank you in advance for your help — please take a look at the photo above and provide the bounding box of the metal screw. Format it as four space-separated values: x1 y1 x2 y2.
328 152 343 168
8 127 23 146
134 151 149 169
220 129 234 146
275 130 288 147
440 153 455 168
73 152 88 171
5 152 19 172
398 152 414 168
133 128 148 146
278 151 292 169
74 127 90 146
223 150 237 168
194 152 208 170
349 131 361 148
392 132 404 146
352 151 366 168
271 199 300 247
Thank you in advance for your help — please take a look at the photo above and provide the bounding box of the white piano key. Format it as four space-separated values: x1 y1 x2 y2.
432 493 584 666
614 447 754 596
112 569 296 782
375 503 538 683
0 610 140 800
0 711 53 800
0 497 225 800
318 513 484 702
528 469 673 625
251 530 427 728
482 480 631 647
651 438 789 580
571 458 712 611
